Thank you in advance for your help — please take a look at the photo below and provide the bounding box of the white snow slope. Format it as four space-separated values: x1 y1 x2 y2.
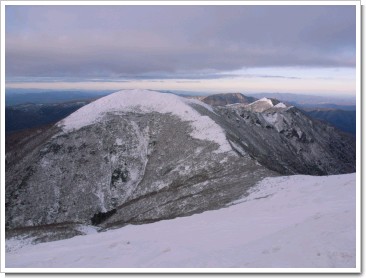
58 89 232 153
6 173 356 269
246 97 275 112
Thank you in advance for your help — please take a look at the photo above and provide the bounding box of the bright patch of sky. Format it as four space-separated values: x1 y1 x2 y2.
6 66 355 96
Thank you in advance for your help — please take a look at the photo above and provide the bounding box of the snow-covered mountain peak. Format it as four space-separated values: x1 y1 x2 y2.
256 97 274 105
243 97 275 112
274 102 287 108
5 88 356 242
58 89 232 153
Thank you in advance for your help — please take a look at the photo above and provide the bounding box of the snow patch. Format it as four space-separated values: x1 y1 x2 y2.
252 97 273 106
75 225 100 235
6 173 356 268
115 138 123 146
245 97 275 112
262 113 287 132
58 89 231 154
6 237 35 253
274 102 286 108
229 140 247 156
262 113 278 125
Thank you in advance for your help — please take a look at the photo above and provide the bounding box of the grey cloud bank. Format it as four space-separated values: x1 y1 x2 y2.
6 5 355 79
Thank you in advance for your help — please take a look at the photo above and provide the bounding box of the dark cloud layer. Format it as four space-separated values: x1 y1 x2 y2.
6 5 356 78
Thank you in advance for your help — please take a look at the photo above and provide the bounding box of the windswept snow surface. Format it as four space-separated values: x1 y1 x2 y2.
6 174 356 268
58 89 231 153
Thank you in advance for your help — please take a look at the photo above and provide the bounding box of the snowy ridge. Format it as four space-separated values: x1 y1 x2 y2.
6 173 356 268
243 97 275 112
274 102 287 108
251 97 274 106
58 89 232 153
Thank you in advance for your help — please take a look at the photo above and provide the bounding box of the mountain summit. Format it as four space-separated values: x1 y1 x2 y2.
6 89 355 243
6 90 274 232
58 89 232 153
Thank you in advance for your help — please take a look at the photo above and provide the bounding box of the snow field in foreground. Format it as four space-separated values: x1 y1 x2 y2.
6 173 356 268
58 89 232 153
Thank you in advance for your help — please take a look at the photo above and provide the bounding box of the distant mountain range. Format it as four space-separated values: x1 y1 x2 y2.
5 91 357 139
245 92 356 108
5 89 113 106
201 93 257 106
303 109 356 135
199 92 356 135
6 101 92 133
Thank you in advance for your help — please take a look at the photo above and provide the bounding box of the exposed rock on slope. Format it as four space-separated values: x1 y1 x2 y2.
6 173 356 268
5 90 274 232
214 103 355 175
5 89 356 239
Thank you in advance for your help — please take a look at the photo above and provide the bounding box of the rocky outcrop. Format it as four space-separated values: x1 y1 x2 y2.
214 104 355 175
5 90 356 238
5 90 275 231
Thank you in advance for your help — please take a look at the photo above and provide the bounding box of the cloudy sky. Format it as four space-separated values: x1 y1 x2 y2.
5 5 356 95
